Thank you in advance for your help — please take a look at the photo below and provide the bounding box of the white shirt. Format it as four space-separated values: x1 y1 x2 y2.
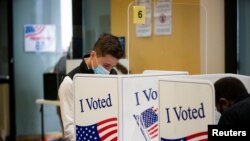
58 76 74 141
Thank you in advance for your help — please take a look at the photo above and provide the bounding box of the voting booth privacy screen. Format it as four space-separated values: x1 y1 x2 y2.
73 72 187 141
159 78 215 140
74 76 119 141
72 71 248 141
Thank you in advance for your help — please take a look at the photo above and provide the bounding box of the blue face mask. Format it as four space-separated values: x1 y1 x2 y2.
93 65 110 74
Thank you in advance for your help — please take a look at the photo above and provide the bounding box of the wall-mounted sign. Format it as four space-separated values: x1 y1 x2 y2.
133 6 146 24
24 24 56 52
136 0 152 37
154 0 172 35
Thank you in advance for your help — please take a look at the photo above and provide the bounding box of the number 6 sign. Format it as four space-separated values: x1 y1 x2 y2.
133 6 146 24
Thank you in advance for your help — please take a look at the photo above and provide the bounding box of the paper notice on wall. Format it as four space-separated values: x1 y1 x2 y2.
24 24 56 52
136 0 152 37
154 0 172 36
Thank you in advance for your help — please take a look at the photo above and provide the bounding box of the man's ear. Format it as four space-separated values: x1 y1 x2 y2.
90 51 97 58
218 98 230 107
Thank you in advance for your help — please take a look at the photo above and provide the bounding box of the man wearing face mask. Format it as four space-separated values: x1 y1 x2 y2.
214 76 250 125
58 33 124 141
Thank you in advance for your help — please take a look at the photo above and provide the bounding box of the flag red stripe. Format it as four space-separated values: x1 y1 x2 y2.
97 117 117 126
110 136 117 141
186 131 207 140
149 127 158 136
100 129 117 141
98 123 117 134
25 26 45 37
148 124 157 132
150 133 158 139
199 139 208 141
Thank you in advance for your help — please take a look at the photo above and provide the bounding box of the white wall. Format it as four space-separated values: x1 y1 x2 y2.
201 0 225 74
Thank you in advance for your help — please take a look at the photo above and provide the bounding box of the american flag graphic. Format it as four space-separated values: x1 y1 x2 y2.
76 117 118 141
161 131 208 141
24 25 45 38
134 107 158 141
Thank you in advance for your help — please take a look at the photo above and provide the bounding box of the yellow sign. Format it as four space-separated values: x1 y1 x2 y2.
133 6 146 24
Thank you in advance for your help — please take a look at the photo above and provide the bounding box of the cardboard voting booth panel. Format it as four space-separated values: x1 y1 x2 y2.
143 70 189 75
179 73 250 123
74 76 119 141
121 74 176 141
74 72 188 141
159 78 215 140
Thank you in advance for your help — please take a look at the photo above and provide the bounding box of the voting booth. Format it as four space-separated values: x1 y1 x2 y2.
159 78 215 140
183 73 250 124
179 73 250 121
73 73 249 140
73 72 188 141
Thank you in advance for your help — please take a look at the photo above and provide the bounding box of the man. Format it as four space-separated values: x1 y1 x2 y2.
58 33 124 141
214 76 250 125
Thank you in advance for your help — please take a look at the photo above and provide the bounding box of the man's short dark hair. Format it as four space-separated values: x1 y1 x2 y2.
93 33 124 59
214 77 248 103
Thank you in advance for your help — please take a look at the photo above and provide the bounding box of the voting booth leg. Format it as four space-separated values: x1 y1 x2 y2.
39 104 45 141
